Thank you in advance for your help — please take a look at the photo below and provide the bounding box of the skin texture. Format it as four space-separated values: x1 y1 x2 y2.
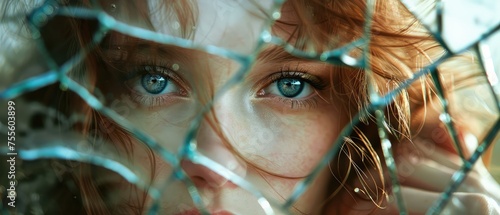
97 0 347 214
90 0 500 214
4 0 500 214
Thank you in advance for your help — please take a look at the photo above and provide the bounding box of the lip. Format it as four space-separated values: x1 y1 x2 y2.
212 211 234 215
174 209 201 215
175 209 234 215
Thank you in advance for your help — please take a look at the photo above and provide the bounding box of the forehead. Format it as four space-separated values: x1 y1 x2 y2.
104 0 276 54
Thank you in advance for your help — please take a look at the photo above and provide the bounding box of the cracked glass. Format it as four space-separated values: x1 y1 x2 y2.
1 0 500 214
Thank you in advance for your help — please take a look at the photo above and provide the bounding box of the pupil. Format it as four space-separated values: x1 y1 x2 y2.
141 74 167 94
277 78 304 98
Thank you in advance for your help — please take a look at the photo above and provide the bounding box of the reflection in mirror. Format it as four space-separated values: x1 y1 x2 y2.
1 0 500 215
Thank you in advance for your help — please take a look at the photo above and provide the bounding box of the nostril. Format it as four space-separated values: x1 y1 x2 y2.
190 176 212 188
181 160 230 189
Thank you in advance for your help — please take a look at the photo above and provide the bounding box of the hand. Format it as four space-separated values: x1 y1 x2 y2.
390 137 500 214
325 137 500 215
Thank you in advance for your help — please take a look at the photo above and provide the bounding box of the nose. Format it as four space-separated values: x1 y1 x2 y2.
181 119 247 189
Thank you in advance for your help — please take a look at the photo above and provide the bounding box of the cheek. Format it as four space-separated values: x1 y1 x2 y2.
272 114 340 176
226 104 343 177
246 162 333 212
122 98 197 152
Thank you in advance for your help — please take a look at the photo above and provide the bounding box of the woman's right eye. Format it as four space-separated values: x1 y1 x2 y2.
124 66 188 108
140 73 178 95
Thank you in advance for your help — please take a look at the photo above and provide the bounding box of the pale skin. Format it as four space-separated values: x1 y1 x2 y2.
94 0 500 214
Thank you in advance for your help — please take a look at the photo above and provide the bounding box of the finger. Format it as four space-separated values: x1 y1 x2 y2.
398 156 500 203
412 138 463 170
330 186 500 215
397 156 456 192
397 147 500 203
414 131 492 178
380 187 500 215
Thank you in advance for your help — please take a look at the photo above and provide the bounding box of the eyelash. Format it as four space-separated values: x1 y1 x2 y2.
120 61 326 110
268 70 326 90
260 69 327 109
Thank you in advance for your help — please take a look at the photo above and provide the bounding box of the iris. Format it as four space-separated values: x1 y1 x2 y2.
277 78 305 98
141 74 167 94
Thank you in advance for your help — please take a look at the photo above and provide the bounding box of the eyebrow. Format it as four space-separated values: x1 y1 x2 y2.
103 32 295 64
257 45 305 63
101 34 192 65
101 33 308 75
242 45 314 82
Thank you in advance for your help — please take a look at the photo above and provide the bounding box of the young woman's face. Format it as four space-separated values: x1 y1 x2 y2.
97 0 349 214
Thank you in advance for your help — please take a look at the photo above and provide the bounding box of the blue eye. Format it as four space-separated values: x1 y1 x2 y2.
123 65 188 108
265 77 314 99
126 69 182 96
141 74 168 94
277 78 305 98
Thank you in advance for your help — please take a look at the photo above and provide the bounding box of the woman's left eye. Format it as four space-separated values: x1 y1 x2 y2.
265 78 314 99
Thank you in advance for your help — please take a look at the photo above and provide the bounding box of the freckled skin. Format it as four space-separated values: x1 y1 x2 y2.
94 1 500 214
101 0 349 214
112 54 345 214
